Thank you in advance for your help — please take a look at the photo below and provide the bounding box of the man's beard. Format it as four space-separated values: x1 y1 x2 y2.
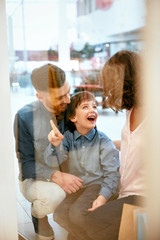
46 100 67 115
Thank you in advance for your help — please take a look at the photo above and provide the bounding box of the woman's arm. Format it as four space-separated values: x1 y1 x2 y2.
113 140 121 150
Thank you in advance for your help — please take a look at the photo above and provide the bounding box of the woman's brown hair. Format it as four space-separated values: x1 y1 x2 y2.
101 50 141 111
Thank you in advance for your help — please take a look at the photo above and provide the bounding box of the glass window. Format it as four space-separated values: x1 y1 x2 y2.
5 0 146 238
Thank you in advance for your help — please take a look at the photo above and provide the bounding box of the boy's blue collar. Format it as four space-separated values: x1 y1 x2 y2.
74 127 96 141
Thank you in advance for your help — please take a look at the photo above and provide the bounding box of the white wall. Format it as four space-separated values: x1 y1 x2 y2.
143 0 160 238
77 0 146 44
0 0 18 239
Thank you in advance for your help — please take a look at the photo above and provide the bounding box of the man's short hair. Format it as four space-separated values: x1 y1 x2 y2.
31 64 66 91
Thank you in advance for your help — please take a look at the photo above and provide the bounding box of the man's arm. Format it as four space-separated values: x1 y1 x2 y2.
14 113 53 181
14 113 36 180
44 144 84 194
50 171 83 194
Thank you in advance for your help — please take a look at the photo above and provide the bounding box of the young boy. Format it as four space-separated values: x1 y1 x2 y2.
45 91 120 239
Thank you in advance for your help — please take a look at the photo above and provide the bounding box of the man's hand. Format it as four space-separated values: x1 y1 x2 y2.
48 120 64 146
88 195 107 212
50 171 84 194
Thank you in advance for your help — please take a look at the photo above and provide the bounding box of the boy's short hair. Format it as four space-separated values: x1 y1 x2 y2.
101 50 141 111
67 91 96 132
31 64 66 91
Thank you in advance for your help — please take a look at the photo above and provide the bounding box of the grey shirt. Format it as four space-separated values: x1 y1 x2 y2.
44 128 120 200
14 100 67 181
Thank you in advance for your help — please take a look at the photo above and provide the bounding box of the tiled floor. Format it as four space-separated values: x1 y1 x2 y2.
11 86 126 240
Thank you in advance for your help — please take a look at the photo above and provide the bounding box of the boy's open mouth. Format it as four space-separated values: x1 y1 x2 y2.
87 115 96 122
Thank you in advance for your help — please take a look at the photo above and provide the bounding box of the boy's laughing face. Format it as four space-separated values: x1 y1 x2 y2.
70 100 98 135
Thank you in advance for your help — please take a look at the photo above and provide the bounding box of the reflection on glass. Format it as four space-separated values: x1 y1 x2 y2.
6 0 146 239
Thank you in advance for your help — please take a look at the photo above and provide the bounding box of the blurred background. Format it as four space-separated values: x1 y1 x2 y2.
6 0 145 97
4 0 147 239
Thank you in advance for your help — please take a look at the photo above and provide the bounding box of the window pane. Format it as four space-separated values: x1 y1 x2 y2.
6 0 146 239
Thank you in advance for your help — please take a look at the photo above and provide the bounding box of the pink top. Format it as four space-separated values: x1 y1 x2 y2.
118 109 146 198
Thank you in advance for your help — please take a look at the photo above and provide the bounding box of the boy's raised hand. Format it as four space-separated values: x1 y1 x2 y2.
48 120 64 146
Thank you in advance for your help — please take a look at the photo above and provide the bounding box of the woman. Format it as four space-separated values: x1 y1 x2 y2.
64 50 146 240
82 50 147 240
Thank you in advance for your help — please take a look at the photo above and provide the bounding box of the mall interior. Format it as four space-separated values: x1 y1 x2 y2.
1 0 160 239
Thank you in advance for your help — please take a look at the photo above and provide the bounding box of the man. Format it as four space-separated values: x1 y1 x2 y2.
14 64 83 240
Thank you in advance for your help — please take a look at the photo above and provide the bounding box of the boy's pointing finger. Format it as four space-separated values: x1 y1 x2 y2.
50 120 64 139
